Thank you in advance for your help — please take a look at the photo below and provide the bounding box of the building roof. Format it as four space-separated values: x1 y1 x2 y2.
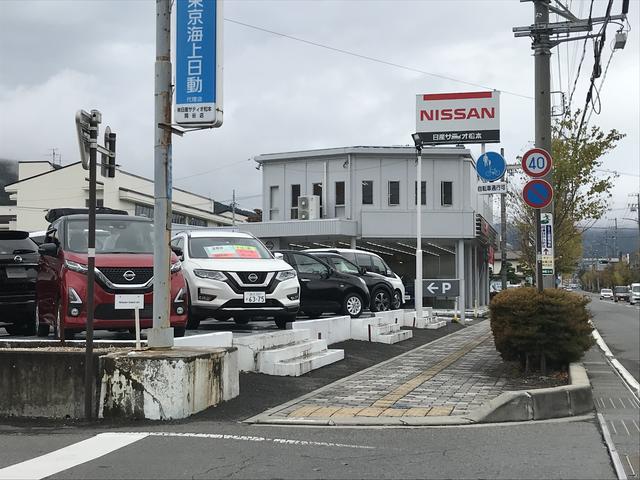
254 145 472 163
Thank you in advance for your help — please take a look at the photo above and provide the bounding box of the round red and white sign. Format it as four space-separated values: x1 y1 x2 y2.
521 148 552 178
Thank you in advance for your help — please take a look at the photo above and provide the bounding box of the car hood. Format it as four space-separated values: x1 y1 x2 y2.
65 251 179 268
184 258 293 272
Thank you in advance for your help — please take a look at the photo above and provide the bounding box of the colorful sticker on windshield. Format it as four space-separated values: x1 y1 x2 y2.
204 245 261 259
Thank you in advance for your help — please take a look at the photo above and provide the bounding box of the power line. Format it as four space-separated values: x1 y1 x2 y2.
225 17 534 100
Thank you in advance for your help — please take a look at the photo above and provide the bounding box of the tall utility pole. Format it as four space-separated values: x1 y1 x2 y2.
413 138 424 322
232 189 237 226
148 0 174 348
514 0 627 291
533 0 554 290
500 148 508 291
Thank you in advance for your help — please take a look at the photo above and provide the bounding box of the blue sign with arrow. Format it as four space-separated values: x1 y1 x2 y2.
476 151 506 182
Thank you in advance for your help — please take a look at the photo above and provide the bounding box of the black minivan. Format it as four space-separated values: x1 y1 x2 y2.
276 250 370 318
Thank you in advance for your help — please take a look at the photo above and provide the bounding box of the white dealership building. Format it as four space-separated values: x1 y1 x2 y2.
239 145 498 309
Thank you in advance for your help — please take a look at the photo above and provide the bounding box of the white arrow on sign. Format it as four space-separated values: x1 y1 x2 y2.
426 282 438 294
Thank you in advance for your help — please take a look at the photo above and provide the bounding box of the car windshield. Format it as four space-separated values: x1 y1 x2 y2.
602 289 612 294
614 287 628 293
66 219 154 254
0 232 37 254
189 236 272 259
324 256 360 275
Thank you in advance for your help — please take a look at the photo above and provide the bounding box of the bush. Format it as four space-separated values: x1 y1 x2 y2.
489 287 594 372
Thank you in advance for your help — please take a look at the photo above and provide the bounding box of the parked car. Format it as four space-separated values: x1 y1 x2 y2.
304 248 405 309
630 283 640 305
308 251 395 312
0 231 39 335
613 286 630 303
36 210 188 339
276 250 370 318
599 288 613 300
171 230 299 329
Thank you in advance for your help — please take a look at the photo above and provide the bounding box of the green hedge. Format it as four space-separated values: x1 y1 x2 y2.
489 287 594 371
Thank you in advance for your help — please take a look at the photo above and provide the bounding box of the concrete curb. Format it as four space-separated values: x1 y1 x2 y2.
246 362 592 426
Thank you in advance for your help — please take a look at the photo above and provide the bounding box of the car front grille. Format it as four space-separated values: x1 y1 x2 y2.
98 267 153 285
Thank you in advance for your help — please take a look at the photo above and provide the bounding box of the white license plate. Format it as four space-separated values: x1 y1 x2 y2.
244 292 266 304
5 267 27 279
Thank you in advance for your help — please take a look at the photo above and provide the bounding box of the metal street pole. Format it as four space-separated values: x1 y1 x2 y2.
415 143 423 321
500 148 507 291
84 109 100 419
534 0 554 291
148 0 174 348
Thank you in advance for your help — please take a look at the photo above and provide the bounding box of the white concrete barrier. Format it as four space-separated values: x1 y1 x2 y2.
232 330 311 372
174 331 233 348
289 316 351 345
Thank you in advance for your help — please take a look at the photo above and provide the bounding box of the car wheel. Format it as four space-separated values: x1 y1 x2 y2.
174 326 186 337
371 288 391 312
391 290 402 310
343 292 363 318
36 303 50 337
185 284 202 330
275 313 296 330
54 303 74 341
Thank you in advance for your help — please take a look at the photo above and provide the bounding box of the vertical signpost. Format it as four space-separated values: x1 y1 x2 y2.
521 147 554 291
115 294 145 350
414 91 500 322
149 0 223 349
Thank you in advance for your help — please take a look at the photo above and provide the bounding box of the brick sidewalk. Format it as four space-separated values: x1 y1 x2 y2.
249 320 536 422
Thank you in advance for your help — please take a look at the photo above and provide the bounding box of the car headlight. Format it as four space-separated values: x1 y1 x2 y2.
64 259 88 274
170 261 182 273
193 269 227 281
276 269 297 281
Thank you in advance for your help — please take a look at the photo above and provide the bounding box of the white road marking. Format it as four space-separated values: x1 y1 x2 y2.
610 398 618 409
620 419 631 436
632 419 640 432
610 420 618 435
619 398 627 408
625 455 637 477
130 431 375 450
0 432 148 480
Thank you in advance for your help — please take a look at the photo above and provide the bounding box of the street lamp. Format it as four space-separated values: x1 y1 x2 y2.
412 133 424 322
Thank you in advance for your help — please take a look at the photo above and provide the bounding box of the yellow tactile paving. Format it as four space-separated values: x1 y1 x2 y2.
331 407 365 417
403 407 432 417
427 406 454 416
371 333 491 409
288 405 323 417
308 406 342 417
355 407 386 417
382 408 408 417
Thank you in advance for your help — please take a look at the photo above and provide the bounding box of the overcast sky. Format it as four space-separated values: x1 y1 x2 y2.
0 0 638 228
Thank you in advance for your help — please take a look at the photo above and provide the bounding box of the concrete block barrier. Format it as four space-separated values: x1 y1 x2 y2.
232 330 311 372
99 347 239 420
174 331 233 348
289 316 351 345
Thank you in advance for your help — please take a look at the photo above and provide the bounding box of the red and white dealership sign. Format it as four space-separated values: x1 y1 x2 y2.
415 91 500 145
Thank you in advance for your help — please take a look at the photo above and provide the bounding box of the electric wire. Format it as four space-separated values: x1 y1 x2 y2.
224 17 533 100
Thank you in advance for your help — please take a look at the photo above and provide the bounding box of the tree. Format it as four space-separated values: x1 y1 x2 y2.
510 111 625 276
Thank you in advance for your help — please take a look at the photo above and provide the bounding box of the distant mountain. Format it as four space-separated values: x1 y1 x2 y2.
0 158 18 206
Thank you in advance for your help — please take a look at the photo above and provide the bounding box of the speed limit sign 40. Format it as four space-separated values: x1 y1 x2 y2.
522 148 552 178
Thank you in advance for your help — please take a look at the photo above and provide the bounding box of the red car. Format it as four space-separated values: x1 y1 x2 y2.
36 210 187 339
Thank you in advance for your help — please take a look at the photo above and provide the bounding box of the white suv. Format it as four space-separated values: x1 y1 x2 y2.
171 230 300 329
304 248 406 309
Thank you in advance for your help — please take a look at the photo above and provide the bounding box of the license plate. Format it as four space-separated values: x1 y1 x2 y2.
244 292 266 304
5 267 27 279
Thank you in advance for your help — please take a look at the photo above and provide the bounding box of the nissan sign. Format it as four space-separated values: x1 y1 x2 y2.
415 91 500 145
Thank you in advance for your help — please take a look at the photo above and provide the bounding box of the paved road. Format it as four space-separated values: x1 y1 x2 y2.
0 418 615 479
587 293 640 381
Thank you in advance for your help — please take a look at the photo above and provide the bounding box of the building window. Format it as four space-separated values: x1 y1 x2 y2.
388 181 400 206
312 182 323 217
172 213 186 225
188 217 207 227
362 180 373 205
135 204 153 218
414 181 426 205
335 181 345 206
290 184 300 219
85 199 104 208
441 181 453 206
269 186 280 220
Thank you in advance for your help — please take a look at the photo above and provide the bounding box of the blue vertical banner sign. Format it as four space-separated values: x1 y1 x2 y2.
175 0 223 127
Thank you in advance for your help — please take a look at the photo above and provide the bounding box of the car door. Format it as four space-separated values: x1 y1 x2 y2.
37 222 62 322
289 253 339 310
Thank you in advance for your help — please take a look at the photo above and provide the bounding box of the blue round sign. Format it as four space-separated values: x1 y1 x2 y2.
476 151 506 182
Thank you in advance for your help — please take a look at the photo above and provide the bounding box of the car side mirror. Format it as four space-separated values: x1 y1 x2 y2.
359 267 367 275
274 252 284 260
324 268 333 279
170 245 183 259
38 242 58 257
